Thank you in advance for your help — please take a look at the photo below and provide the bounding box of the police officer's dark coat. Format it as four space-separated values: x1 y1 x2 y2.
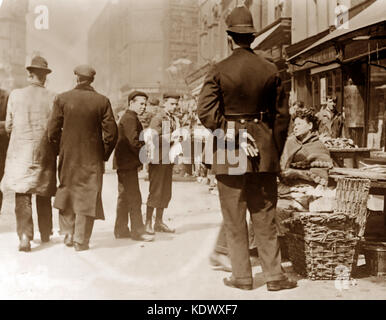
198 47 289 175
47 83 118 219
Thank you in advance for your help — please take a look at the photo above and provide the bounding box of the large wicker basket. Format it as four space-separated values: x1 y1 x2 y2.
282 177 371 280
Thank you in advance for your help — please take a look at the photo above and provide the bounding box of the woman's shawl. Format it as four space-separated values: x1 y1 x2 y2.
280 133 333 185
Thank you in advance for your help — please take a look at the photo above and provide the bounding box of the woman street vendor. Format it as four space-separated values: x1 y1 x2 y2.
277 108 335 233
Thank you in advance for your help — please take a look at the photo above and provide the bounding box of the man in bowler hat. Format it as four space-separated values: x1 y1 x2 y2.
144 93 181 234
198 6 296 291
1 56 56 251
113 90 154 242
48 65 118 251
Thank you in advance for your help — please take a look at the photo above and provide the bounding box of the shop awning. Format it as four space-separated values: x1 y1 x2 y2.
251 24 281 49
288 0 386 61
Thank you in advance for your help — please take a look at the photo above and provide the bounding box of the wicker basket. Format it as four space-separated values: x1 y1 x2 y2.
282 177 371 280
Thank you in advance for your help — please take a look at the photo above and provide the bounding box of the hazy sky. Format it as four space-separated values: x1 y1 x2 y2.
27 0 109 92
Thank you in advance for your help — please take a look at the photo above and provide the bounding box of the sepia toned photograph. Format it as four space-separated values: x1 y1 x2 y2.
0 0 385 304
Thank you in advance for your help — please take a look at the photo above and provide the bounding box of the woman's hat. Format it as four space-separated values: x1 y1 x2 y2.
226 6 257 34
26 56 52 74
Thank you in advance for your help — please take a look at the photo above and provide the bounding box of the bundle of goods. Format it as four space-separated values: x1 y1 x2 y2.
282 177 371 280
319 136 358 149
359 163 386 174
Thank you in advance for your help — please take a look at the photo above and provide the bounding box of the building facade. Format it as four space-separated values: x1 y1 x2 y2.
187 0 292 96
287 0 385 149
0 0 29 90
88 0 199 109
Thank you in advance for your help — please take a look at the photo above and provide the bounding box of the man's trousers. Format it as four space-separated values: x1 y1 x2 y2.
115 169 144 234
59 209 94 245
216 173 286 285
15 193 52 240
215 220 257 255
147 164 173 209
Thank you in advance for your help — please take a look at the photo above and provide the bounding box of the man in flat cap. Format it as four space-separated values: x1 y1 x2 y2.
113 90 154 242
48 64 118 251
198 6 296 291
1 56 56 251
144 93 181 234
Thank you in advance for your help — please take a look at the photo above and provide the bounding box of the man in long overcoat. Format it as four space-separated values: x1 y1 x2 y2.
1 56 57 252
48 65 118 251
197 6 296 292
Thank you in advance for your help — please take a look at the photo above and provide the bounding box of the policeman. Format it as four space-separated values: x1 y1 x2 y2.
198 6 297 292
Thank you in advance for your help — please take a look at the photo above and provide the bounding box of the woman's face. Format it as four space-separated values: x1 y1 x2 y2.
293 117 313 138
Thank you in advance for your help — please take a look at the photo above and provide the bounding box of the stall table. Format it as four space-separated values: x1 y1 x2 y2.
328 148 379 168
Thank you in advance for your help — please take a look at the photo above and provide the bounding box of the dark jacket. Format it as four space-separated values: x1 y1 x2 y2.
198 47 290 175
114 109 144 170
47 83 118 219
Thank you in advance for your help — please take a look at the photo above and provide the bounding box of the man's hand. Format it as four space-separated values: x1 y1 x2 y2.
240 131 259 158
171 128 189 143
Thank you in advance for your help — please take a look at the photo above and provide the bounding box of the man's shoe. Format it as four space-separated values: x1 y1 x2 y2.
74 242 90 252
266 279 297 292
114 229 131 239
64 234 74 247
131 232 155 242
209 252 232 272
154 222 175 233
223 277 252 290
145 223 155 235
19 234 31 252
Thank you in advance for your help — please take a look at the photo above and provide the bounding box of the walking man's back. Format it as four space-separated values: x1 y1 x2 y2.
48 64 118 251
1 56 57 252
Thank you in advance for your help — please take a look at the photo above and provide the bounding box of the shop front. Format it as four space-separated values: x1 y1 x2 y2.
287 0 386 149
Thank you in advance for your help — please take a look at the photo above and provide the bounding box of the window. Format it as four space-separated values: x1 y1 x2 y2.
368 59 386 149
343 63 367 147
275 0 284 19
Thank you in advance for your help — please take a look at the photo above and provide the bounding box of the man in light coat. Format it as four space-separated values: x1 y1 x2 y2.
48 65 118 251
1 56 57 252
